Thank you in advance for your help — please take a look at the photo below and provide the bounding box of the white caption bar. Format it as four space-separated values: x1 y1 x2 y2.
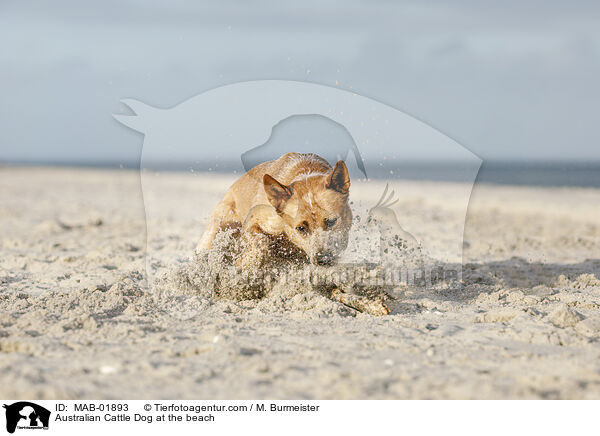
0 400 597 436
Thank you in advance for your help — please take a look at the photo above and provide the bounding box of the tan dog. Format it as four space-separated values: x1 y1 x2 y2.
196 153 352 269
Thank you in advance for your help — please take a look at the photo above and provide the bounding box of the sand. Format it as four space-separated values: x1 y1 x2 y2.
1 166 599 399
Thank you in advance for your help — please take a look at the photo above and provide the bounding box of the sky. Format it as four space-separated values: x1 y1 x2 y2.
1 0 599 164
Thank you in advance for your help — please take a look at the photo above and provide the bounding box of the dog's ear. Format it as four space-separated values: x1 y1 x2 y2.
326 161 350 195
264 174 293 211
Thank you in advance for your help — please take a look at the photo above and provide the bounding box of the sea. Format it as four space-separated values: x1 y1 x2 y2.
2 160 599 188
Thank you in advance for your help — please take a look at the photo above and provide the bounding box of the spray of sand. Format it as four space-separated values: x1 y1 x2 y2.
158 218 452 316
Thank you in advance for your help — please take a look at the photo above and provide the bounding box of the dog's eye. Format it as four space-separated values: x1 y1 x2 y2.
324 217 338 229
295 223 309 234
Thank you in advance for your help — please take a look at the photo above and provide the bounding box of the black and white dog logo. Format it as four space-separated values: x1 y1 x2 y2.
3 402 50 434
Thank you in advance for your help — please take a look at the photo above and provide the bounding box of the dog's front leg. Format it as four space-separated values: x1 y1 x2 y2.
236 205 284 270
236 225 270 270
196 191 239 253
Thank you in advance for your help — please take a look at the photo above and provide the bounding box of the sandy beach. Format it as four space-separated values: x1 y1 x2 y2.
1 166 599 399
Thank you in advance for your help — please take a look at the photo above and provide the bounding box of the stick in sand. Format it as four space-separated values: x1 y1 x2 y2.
329 288 390 316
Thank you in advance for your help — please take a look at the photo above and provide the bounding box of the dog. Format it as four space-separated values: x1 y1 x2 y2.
196 152 352 269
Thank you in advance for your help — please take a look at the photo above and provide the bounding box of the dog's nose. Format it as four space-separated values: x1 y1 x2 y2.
315 252 334 265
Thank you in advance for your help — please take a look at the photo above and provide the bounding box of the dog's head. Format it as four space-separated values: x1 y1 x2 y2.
263 160 352 265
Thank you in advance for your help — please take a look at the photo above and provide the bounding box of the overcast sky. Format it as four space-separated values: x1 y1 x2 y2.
1 0 599 164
